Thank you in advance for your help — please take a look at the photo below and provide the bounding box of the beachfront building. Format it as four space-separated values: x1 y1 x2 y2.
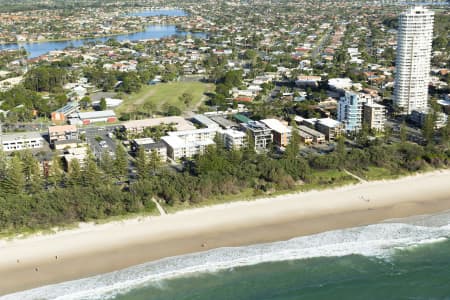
62 146 88 171
130 138 167 162
161 135 215 161
167 128 217 144
410 108 448 129
338 91 372 132
160 127 218 160
394 6 434 115
241 121 273 151
315 118 343 141
218 129 247 150
364 103 387 132
1 132 45 152
298 125 326 144
48 125 78 146
260 118 291 147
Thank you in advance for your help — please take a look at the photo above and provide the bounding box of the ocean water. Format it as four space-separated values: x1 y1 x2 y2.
2 212 450 300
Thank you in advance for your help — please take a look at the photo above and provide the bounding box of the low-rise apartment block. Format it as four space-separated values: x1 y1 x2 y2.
315 118 343 141
241 121 272 151
161 135 214 160
218 129 247 150
130 138 167 162
298 125 326 144
261 118 291 147
1 132 45 152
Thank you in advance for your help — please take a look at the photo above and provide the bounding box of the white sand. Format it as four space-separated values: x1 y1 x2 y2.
1 169 450 295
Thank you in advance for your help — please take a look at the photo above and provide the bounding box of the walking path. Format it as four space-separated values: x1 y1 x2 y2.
343 169 368 183
151 198 167 216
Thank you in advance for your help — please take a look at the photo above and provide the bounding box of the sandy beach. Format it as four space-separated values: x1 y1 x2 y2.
1 169 450 296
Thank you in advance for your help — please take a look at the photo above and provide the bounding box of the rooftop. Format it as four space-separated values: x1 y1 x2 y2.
192 114 219 128
48 125 78 134
261 119 291 134
317 118 342 128
76 110 116 119
233 114 252 124
1 132 43 142
123 117 196 131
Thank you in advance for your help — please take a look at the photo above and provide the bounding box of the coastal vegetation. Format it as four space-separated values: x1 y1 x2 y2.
0 129 449 235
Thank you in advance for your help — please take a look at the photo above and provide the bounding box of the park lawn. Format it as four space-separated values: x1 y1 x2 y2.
115 81 214 116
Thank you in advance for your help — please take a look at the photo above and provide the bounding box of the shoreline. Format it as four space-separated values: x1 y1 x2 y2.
1 169 450 296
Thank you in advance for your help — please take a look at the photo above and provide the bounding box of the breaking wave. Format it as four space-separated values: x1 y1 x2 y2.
2 220 450 300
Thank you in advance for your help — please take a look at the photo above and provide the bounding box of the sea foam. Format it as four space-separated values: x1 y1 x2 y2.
2 221 450 300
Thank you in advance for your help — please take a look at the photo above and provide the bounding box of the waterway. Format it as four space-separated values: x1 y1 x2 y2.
0 9 202 59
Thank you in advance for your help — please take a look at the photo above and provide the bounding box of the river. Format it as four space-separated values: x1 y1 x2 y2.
0 9 203 59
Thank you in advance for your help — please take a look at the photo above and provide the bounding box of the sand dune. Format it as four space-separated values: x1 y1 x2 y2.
1 169 450 295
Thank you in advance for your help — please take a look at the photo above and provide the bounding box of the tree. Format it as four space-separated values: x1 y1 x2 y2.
114 144 128 179
47 156 63 188
335 136 346 167
284 123 300 159
20 150 42 192
67 158 82 186
166 105 181 116
142 102 156 117
422 113 435 145
80 96 92 109
99 98 107 111
400 121 408 144
1 156 25 194
136 147 148 180
82 152 102 187
440 117 450 146
180 92 193 107
99 150 114 179
148 150 161 174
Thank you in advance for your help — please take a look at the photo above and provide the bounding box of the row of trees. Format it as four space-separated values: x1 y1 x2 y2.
0 126 449 233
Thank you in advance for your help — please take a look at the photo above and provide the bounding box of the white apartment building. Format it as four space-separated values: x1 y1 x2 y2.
1 132 45 152
167 128 217 143
162 128 218 160
218 129 247 150
394 6 434 114
161 135 215 160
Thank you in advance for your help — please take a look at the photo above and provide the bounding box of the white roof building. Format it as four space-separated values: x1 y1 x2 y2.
161 135 215 160
1 132 45 152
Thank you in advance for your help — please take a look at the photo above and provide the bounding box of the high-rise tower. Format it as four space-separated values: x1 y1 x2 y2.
393 6 434 115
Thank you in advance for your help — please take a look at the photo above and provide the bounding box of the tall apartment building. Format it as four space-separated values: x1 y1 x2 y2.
338 91 372 132
338 91 387 132
394 6 434 115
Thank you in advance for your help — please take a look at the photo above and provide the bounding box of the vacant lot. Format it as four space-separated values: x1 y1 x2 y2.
115 82 214 116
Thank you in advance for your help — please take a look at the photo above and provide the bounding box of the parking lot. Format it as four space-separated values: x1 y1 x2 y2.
83 125 119 158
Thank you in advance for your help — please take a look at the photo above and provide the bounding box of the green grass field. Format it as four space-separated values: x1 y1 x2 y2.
115 81 214 116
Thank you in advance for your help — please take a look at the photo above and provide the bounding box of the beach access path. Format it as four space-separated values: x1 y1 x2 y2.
1 169 450 295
